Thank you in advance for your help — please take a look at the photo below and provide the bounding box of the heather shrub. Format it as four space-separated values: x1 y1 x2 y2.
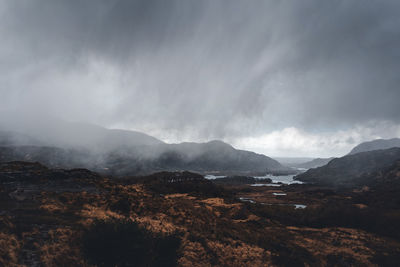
82 219 181 267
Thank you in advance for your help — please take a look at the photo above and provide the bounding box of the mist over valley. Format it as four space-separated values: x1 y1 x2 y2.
1 1 400 266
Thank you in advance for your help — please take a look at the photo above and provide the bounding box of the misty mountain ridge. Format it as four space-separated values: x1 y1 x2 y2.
293 157 335 169
0 131 43 147
1 118 164 153
348 138 400 155
0 120 287 175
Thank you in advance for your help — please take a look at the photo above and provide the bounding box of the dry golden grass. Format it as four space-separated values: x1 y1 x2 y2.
134 214 185 234
233 214 260 223
178 239 213 267
0 232 21 267
165 193 197 200
288 227 380 266
79 204 124 225
39 228 91 267
200 198 240 208
207 240 270 267
2 163 400 266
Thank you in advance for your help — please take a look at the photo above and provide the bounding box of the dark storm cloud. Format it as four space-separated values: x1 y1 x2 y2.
0 0 400 142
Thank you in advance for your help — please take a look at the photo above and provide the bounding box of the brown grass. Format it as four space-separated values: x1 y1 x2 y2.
0 232 21 267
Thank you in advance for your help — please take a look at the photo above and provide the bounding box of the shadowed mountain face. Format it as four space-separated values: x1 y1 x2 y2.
364 160 400 207
348 138 400 155
295 147 400 187
158 140 284 174
0 142 285 176
350 159 400 209
0 122 286 176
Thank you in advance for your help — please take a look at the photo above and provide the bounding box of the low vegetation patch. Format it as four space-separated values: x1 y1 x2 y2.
82 219 181 267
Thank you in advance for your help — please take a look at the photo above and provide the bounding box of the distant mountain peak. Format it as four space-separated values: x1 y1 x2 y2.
206 140 228 145
296 147 400 187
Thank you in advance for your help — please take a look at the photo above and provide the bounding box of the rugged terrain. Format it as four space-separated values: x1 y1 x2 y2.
0 161 399 266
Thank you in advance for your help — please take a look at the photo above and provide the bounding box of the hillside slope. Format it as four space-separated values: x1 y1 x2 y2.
294 157 335 169
0 136 286 176
349 138 400 155
295 147 400 187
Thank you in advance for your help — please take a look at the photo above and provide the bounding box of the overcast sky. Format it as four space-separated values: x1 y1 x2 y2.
1 0 400 157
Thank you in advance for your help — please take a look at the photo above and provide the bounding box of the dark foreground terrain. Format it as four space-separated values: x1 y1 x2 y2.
1 161 400 266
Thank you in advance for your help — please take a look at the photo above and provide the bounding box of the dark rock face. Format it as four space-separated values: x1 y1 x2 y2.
295 147 400 187
349 138 400 155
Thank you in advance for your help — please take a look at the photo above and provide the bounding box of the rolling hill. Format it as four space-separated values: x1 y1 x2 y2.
295 147 400 187
0 122 286 175
348 138 400 155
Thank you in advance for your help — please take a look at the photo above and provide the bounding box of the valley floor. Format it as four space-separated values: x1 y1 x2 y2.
0 162 399 266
